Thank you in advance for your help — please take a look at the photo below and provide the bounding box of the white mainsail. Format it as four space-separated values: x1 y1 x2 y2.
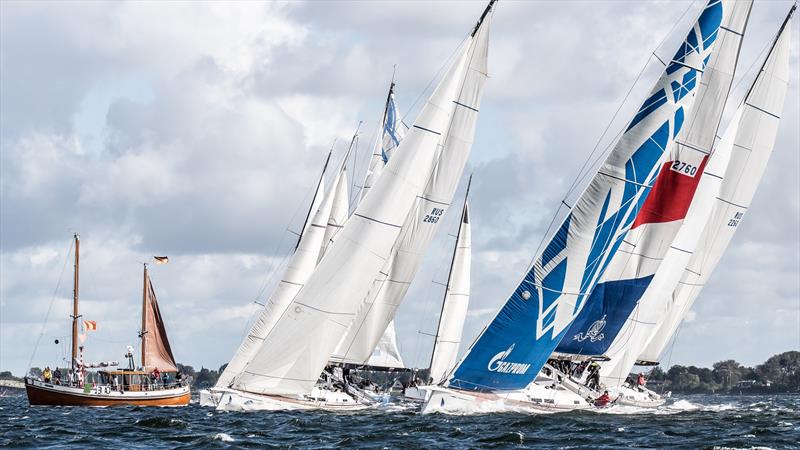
429 195 472 385
329 14 491 366
588 0 752 387
233 10 490 396
638 7 794 365
215 155 335 388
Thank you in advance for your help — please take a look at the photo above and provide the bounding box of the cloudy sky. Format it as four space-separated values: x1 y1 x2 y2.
1 0 797 377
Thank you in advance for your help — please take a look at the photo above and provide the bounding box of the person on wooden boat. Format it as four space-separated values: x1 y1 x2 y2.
594 390 612 407
161 371 168 388
53 368 62 385
42 367 52 383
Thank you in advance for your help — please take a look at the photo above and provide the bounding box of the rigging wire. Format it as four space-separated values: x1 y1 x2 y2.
27 237 74 373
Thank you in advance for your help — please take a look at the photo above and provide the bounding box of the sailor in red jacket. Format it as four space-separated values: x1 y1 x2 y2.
594 390 612 407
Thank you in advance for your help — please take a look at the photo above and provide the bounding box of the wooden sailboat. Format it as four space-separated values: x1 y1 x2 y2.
25 234 190 407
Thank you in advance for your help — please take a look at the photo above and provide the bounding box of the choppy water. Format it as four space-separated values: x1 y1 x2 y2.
1 392 798 448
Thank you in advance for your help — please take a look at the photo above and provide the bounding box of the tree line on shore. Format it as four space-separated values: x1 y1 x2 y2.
644 351 799 394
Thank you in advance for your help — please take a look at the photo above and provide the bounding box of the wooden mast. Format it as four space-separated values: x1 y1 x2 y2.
71 233 80 374
140 263 148 370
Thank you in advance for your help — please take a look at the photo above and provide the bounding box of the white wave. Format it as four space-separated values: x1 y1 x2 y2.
213 433 235 442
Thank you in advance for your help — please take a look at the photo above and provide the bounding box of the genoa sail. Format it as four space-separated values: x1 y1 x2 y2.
141 268 178 372
447 0 726 392
429 192 472 385
637 5 794 365
365 320 405 369
556 0 751 360
232 8 490 396
329 10 491 367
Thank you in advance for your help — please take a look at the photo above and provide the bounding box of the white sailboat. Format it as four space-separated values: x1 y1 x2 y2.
637 4 795 372
200 152 335 407
549 0 752 408
423 0 727 414
216 1 495 411
405 179 473 402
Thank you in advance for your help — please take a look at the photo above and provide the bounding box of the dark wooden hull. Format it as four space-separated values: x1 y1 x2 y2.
25 379 190 407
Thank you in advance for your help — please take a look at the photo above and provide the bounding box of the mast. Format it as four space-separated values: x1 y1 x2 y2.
429 175 471 372
295 149 333 250
471 0 496 37
71 233 80 374
140 263 148 369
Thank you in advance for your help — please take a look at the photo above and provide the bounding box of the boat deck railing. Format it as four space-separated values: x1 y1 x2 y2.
28 376 190 392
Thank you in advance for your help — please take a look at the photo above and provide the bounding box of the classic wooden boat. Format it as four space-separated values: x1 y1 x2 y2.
25 234 190 407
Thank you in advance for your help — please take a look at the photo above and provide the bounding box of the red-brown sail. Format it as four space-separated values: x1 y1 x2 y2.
141 268 178 372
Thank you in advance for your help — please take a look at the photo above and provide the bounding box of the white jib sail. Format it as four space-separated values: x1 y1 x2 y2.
232 32 477 396
329 17 490 366
638 10 794 364
429 200 471 385
597 0 751 387
320 160 350 259
365 320 405 368
216 165 335 388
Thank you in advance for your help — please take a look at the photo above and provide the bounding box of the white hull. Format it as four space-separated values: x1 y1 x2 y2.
198 388 222 407
403 385 431 403
215 387 370 412
611 385 666 408
421 381 592 415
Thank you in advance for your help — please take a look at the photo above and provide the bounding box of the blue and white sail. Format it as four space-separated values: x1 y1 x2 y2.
556 0 750 361
361 84 406 202
447 0 726 392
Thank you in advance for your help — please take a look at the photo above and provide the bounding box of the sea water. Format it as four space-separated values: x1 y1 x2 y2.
1 393 798 448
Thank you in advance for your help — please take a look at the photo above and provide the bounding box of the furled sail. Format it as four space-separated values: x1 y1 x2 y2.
328 10 491 367
447 0 725 392
233 7 490 396
215 155 334 388
365 320 405 368
556 0 750 360
429 193 472 385
638 6 794 365
141 268 178 372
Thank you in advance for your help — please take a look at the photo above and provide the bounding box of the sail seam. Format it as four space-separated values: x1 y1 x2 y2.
675 139 711 155
720 25 744 37
418 195 451 206
668 60 705 73
293 301 355 316
668 245 693 255
596 171 653 188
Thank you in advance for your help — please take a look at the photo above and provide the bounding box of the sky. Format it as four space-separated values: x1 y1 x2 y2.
1 0 798 377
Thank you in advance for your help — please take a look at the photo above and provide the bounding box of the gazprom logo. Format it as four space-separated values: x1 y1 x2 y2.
487 344 531 375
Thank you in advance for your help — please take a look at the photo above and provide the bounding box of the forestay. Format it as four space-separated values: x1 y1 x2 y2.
329 13 491 367
557 0 750 362
448 0 726 392
638 7 794 364
233 17 481 396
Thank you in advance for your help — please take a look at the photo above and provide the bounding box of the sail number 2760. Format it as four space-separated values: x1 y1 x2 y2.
424 207 445 224
670 160 698 177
